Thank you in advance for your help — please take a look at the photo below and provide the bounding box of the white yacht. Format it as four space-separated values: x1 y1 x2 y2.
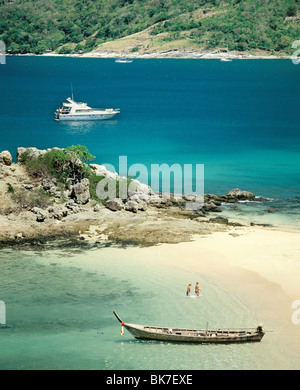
55 98 120 121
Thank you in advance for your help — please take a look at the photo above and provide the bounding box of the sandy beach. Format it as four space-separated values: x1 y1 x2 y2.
122 225 300 359
70 222 300 367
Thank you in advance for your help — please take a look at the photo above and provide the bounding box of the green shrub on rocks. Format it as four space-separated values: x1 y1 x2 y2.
19 145 95 186
18 145 134 206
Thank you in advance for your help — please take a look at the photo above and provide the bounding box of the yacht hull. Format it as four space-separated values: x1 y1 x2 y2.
56 113 117 121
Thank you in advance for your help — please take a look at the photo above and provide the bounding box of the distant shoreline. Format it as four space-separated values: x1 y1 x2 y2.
8 50 291 60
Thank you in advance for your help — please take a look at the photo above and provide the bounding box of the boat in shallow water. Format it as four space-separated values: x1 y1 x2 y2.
113 311 265 343
55 97 120 121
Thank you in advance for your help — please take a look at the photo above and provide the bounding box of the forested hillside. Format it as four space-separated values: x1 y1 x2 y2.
0 0 299 55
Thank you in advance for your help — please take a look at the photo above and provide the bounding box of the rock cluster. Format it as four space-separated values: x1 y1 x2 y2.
7 147 91 222
90 164 154 213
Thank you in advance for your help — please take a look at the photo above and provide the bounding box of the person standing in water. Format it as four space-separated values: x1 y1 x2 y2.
195 282 202 296
186 283 192 296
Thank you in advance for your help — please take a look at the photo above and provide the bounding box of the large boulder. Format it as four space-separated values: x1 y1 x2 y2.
105 198 124 211
208 216 229 224
71 178 90 204
225 188 255 201
42 177 57 194
0 150 12 166
124 200 139 213
89 164 119 180
128 179 154 198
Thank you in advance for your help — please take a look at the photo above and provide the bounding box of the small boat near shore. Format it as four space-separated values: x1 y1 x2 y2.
115 57 133 63
55 97 120 121
113 311 265 343
115 40 133 63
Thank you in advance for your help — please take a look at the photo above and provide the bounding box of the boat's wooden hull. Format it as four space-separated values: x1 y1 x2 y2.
124 324 264 343
113 311 265 344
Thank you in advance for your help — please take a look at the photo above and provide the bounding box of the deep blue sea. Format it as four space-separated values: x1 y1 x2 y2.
0 57 300 370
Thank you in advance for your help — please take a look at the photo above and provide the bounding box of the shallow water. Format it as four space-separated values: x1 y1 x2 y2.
220 196 300 231
0 246 298 370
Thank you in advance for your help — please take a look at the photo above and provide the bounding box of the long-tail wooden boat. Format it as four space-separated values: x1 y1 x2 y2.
113 311 265 343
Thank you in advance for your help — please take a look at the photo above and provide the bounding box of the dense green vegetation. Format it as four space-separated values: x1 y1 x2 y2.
0 0 299 54
19 145 103 201
19 145 132 203
19 146 95 183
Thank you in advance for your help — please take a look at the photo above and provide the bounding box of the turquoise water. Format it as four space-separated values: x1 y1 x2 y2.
0 247 298 370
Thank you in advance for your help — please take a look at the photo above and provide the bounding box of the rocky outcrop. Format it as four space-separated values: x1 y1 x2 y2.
105 198 125 211
0 151 12 166
204 188 268 205
125 199 147 213
65 200 80 213
42 177 57 194
128 179 155 200
48 206 69 220
71 178 90 204
17 147 48 162
90 164 119 180
208 216 229 224
0 146 275 249
225 188 256 201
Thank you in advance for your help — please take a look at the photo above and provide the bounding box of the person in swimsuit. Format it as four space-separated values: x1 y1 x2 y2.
195 282 202 296
186 283 192 296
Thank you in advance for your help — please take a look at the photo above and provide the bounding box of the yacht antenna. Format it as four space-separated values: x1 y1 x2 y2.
71 83 74 100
